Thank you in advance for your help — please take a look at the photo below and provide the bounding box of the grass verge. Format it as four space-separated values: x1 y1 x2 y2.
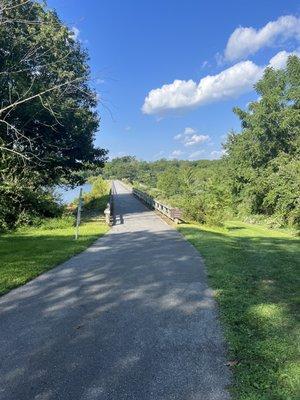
178 220 300 400
0 219 108 296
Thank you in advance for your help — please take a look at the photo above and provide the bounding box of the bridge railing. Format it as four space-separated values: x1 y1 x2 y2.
132 188 183 223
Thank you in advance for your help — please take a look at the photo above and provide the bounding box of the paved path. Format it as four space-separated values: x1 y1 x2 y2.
0 181 230 400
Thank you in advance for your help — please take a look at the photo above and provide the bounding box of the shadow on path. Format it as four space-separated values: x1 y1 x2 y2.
0 181 231 400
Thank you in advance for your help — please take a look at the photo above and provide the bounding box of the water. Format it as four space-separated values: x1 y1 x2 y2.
55 183 92 204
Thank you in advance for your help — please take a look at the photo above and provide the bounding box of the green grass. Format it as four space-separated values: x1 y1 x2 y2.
178 221 300 400
0 219 108 296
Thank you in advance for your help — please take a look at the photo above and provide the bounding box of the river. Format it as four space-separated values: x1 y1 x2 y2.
55 183 92 204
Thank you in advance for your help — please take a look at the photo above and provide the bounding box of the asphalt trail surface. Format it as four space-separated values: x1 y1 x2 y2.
0 180 230 400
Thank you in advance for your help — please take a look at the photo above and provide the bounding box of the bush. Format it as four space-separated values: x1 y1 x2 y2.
0 184 64 232
83 177 108 210
172 195 206 224
78 177 109 212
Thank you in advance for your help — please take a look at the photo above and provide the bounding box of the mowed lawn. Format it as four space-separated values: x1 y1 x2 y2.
178 221 300 400
0 221 108 296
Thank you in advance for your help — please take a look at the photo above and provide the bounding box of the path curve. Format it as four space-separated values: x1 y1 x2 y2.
0 180 230 400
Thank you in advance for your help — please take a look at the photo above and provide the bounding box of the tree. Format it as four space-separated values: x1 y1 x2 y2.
157 167 183 197
0 0 107 187
225 55 300 225
0 0 107 230
102 156 139 181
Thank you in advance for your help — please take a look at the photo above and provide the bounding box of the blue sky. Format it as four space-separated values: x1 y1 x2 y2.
47 0 300 161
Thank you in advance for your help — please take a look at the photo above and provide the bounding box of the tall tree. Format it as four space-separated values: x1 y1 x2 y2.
225 56 300 223
0 0 107 187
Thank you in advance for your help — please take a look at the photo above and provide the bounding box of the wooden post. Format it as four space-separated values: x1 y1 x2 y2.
75 188 83 240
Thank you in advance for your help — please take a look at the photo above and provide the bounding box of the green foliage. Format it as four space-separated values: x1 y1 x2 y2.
88 176 109 197
81 176 109 211
0 0 107 186
157 167 183 197
37 215 75 230
225 56 300 227
102 156 140 181
160 165 231 226
0 183 64 232
0 1 107 231
179 221 300 399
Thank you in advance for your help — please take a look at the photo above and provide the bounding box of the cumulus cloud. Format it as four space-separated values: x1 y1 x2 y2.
174 127 210 147
142 61 264 115
224 15 300 62
185 134 210 146
142 50 298 115
174 127 196 140
184 127 196 135
269 50 300 69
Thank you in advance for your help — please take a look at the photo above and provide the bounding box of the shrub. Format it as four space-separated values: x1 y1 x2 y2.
81 177 109 212
0 184 64 232
71 177 109 210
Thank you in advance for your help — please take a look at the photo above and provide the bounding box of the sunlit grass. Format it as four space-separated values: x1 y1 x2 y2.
0 220 109 295
178 220 300 400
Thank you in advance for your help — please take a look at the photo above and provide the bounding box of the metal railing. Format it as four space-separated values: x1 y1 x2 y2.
132 188 182 223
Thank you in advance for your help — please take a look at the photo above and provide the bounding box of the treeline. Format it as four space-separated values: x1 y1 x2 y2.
103 56 300 228
0 1 106 231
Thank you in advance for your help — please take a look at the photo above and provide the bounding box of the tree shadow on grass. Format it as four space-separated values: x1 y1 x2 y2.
0 227 105 296
178 225 300 398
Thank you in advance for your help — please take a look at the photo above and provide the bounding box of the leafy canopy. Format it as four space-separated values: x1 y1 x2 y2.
0 0 107 187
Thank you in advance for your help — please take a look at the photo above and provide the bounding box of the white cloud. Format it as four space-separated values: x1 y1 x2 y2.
174 127 196 140
185 134 210 146
174 134 182 140
142 61 263 115
169 150 184 159
269 50 300 69
188 150 205 160
224 15 300 62
125 126 131 131
174 127 210 146
142 49 299 115
70 26 80 40
184 127 196 135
